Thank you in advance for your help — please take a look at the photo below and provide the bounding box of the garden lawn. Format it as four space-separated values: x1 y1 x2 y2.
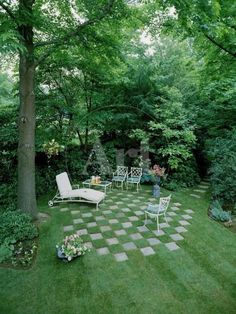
0 183 236 314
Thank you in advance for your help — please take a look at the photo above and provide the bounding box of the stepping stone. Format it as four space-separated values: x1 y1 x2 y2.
71 210 80 215
116 201 124 204
166 217 173 222
122 242 137 251
106 238 119 245
116 213 125 218
140 247 155 256
179 220 190 226
153 230 165 236
128 204 135 207
130 233 143 240
109 219 119 224
147 238 161 246
114 252 128 262
173 203 182 207
140 206 147 210
77 229 88 235
132 199 141 203
194 189 205 193
122 222 133 228
128 216 139 222
97 247 110 256
185 209 194 214
121 208 131 212
100 225 111 232
87 222 97 228
82 213 93 218
95 216 105 221
168 212 177 216
110 205 118 210
182 214 192 220
63 225 74 232
103 210 112 215
159 223 170 228
145 219 153 225
170 234 184 241
137 226 149 233
171 206 180 211
90 233 103 240
60 207 69 212
84 242 93 249
175 226 187 233
73 218 83 224
134 210 143 216
115 229 127 236
165 242 180 251
190 194 201 198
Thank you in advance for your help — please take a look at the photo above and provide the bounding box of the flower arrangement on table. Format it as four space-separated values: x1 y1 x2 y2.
56 234 89 262
149 164 166 184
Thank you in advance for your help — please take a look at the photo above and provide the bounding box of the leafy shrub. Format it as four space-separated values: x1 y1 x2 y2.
210 200 231 222
208 131 236 209
0 210 38 246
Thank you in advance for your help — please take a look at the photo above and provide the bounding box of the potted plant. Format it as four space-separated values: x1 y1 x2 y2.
56 234 89 262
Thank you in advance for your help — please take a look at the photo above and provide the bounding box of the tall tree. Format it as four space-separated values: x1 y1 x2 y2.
0 0 128 218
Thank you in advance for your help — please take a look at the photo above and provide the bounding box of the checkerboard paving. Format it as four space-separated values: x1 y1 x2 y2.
60 185 200 262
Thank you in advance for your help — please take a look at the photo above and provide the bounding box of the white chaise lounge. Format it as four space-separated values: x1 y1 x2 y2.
48 172 105 210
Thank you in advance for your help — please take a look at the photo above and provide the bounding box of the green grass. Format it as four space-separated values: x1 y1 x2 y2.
0 184 236 314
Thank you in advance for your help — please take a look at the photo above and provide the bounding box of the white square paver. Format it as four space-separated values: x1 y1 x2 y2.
115 229 127 236
73 218 83 224
171 206 180 211
122 222 133 228
84 242 93 249
116 213 125 218
100 225 112 232
97 247 110 256
170 234 184 241
60 207 69 212
173 203 182 207
147 238 161 246
114 252 128 262
122 242 137 251
71 210 80 215
165 242 180 251
140 247 155 256
110 205 118 210
137 226 149 233
179 220 190 226
166 217 173 222
168 212 177 216
153 230 165 236
190 194 201 198
128 216 139 222
108 219 119 224
95 216 105 221
63 225 74 232
87 222 97 228
159 223 170 228
106 238 119 245
82 212 93 218
134 211 144 216
185 209 194 214
181 215 192 220
90 233 103 240
77 228 88 235
103 210 112 215
130 233 143 240
121 208 131 212
175 226 187 233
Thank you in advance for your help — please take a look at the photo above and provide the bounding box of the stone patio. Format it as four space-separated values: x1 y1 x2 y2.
60 186 197 263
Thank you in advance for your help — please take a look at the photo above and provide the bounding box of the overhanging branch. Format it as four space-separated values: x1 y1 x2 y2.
203 33 236 59
0 1 19 26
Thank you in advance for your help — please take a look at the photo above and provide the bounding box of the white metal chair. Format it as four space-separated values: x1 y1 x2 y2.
144 195 171 232
126 167 142 191
48 172 105 210
112 166 128 190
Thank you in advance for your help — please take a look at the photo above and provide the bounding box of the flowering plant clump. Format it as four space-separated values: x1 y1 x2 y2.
56 234 89 262
149 164 166 184
43 139 64 158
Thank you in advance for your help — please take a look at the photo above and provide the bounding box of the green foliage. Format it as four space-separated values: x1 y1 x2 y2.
0 242 13 263
207 131 236 208
0 211 38 246
210 200 231 222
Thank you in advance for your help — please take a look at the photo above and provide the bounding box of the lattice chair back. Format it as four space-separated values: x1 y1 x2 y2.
117 166 128 177
131 167 142 178
158 195 171 213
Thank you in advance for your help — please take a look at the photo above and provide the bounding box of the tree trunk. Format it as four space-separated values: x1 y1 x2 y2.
17 0 37 218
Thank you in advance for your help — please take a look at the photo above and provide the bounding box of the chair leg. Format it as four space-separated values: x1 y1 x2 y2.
157 215 159 232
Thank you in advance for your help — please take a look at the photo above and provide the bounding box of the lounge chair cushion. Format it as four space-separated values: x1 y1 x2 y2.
65 188 105 203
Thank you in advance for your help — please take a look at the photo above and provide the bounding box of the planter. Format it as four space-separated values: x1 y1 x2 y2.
152 184 160 198
56 248 80 262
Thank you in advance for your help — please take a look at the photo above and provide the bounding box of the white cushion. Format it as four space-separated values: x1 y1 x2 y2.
66 188 105 203
56 172 72 197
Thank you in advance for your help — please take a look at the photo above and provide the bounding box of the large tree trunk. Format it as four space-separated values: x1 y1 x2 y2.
17 0 37 218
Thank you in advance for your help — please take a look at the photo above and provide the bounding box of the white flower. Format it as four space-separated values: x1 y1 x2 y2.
68 256 72 261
